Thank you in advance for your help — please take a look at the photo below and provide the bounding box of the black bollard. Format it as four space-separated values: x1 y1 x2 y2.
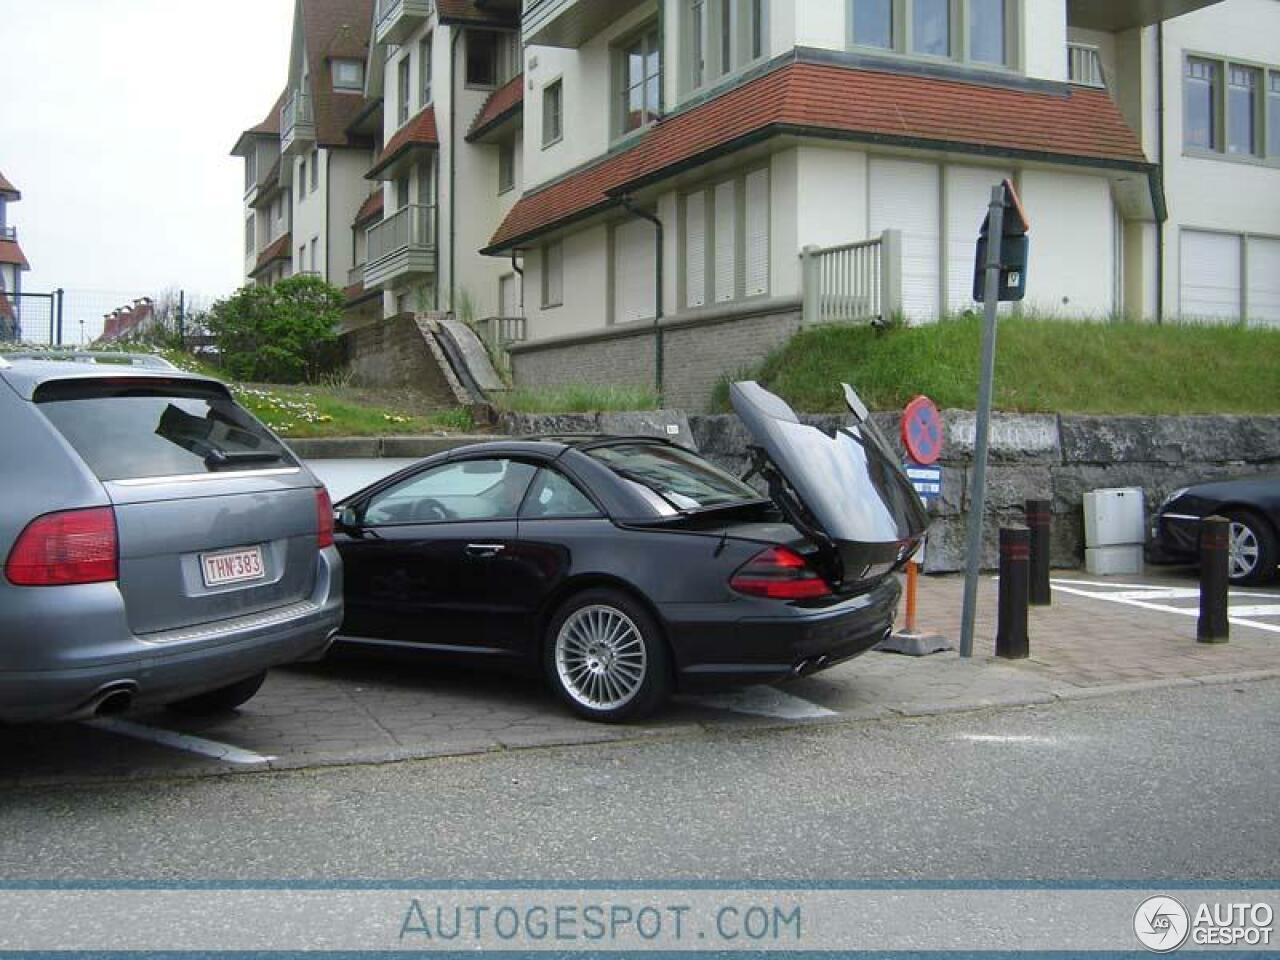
1024 498 1052 607
1198 515 1230 644
996 526 1030 659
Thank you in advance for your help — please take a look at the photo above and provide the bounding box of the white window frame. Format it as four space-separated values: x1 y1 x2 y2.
542 78 563 148
1183 53 1280 165
848 0 1019 70
541 240 564 308
685 0 769 95
245 215 255 256
613 21 662 140
397 55 412 126
419 33 433 107
333 59 364 91
497 140 515 194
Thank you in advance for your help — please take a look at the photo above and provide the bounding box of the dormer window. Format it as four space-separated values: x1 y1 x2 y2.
333 59 364 91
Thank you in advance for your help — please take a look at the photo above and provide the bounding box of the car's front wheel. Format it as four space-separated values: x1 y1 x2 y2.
544 589 670 723
166 671 268 716
1224 510 1278 585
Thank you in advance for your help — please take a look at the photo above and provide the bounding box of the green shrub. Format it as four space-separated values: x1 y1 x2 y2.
206 275 344 384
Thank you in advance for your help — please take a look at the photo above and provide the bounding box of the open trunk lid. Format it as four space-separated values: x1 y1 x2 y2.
729 381 927 590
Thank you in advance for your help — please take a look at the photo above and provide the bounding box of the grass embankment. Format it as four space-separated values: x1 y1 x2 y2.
496 384 660 413
718 316 1280 414
151 349 474 438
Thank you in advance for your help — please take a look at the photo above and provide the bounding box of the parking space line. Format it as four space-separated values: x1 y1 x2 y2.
690 685 839 720
1050 582 1280 636
88 718 275 766
1220 604 1280 618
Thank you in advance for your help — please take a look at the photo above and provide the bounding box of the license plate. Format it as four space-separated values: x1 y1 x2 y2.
201 546 266 588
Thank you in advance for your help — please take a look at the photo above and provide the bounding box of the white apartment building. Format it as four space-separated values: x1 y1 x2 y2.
471 0 1279 406
0 170 29 341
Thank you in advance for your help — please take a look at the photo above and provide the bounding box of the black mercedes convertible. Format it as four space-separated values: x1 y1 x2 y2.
331 382 927 721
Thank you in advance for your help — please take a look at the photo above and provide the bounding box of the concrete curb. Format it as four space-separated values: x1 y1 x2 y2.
7 670 1278 791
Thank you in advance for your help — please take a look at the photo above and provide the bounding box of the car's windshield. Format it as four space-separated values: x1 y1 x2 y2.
586 442 762 511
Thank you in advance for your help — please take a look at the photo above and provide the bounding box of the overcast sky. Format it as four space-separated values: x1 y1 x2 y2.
0 0 295 313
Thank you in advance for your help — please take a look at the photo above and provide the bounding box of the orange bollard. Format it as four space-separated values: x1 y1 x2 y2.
903 557 919 634
880 546 952 656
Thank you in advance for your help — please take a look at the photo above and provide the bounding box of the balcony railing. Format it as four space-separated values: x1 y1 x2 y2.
375 0 435 45
1067 42 1107 89
348 263 367 288
281 90 315 154
367 204 435 263
0 226 14 242
800 231 902 327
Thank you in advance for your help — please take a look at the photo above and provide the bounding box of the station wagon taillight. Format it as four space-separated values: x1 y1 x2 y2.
730 546 832 600
5 507 119 586
315 488 335 549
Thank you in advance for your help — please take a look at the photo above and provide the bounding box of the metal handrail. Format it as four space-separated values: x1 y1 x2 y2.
366 204 436 263
1067 42 1106 89
348 263 366 287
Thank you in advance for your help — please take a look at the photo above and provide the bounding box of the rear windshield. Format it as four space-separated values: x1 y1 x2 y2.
35 379 296 482
586 442 762 511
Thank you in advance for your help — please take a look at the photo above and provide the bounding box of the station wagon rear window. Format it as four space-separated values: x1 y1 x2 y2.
587 442 762 511
35 379 295 481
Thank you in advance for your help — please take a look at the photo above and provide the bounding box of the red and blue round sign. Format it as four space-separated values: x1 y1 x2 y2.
901 396 944 466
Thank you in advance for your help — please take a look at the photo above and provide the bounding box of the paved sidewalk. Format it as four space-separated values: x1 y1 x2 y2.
2 569 1275 787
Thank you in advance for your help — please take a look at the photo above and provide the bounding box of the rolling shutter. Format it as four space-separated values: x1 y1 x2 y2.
1180 230 1241 322
714 179 737 303
945 166 1012 314
870 158 940 322
1246 236 1280 326
685 192 707 309
744 168 770 298
613 217 656 324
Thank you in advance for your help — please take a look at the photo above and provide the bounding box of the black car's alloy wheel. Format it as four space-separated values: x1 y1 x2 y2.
1225 510 1278 585
166 671 268 716
545 588 670 722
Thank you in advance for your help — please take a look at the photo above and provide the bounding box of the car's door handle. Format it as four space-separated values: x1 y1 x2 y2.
465 543 506 558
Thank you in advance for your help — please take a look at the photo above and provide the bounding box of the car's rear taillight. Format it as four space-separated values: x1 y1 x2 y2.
5 507 118 586
730 546 832 600
315 487 335 549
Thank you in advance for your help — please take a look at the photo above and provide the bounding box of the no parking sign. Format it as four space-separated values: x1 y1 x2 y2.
901 396 944 507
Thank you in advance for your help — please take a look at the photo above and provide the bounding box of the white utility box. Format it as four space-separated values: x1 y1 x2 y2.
1083 487 1146 548
1085 544 1144 576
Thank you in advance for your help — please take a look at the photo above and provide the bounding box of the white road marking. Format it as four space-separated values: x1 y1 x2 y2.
692 685 838 720
956 734 1061 745
1219 604 1280 618
1050 580 1280 636
88 718 275 766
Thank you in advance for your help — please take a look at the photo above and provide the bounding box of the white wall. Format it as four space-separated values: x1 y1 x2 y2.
1023 0 1067 81
328 149 373 283
524 224 610 339
1019 167 1116 317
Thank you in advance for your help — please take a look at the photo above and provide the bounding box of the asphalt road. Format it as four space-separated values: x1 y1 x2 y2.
2 679 1276 882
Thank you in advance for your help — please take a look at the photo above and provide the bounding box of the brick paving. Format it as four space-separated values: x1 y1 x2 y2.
2 569 1275 787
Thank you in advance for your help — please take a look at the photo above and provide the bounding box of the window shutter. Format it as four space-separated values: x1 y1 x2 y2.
714 179 737 303
685 192 707 308
614 218 656 324
744 169 769 297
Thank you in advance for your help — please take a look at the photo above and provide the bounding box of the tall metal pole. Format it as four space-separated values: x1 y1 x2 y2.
959 185 1007 659
54 288 64 345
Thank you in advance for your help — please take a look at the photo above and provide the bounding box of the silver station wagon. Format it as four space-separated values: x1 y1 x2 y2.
0 354 343 722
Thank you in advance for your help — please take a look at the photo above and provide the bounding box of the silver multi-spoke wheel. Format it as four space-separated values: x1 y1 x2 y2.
554 604 648 711
1229 521 1260 581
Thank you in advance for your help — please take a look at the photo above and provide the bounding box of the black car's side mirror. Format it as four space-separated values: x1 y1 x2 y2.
336 506 362 533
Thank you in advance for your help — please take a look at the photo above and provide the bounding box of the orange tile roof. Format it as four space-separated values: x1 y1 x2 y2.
301 0 375 148
368 106 439 178
486 60 1150 252
467 73 524 141
0 169 19 199
0 239 30 269
353 190 384 226
251 232 293 278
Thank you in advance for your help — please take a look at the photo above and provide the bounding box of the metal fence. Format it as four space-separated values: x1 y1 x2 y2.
0 291 61 344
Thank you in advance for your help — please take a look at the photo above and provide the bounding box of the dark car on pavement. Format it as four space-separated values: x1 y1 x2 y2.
0 353 343 723
332 381 928 722
1148 475 1280 584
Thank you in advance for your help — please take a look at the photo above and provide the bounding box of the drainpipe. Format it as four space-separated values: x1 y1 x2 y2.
511 251 524 312
1155 22 1166 325
621 196 664 406
449 26 464 317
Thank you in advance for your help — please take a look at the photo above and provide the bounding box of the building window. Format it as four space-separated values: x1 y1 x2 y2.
497 141 515 194
333 59 364 91
467 30 499 87
417 159 435 207
298 157 307 199
310 149 319 191
686 0 767 93
542 241 564 307
690 1 706 87
542 79 563 147
615 24 661 137
681 167 770 309
1184 56 1280 161
968 0 1005 65
398 55 412 125
1227 64 1260 155
396 175 411 210
420 33 433 106
310 237 319 275
245 216 255 256
244 151 258 191
913 0 951 57
850 0 1013 67
852 0 892 49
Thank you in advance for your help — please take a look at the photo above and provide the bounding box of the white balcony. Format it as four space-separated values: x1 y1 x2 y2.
523 0 648 48
364 204 437 289
281 90 315 156
375 0 435 46
1067 43 1107 89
